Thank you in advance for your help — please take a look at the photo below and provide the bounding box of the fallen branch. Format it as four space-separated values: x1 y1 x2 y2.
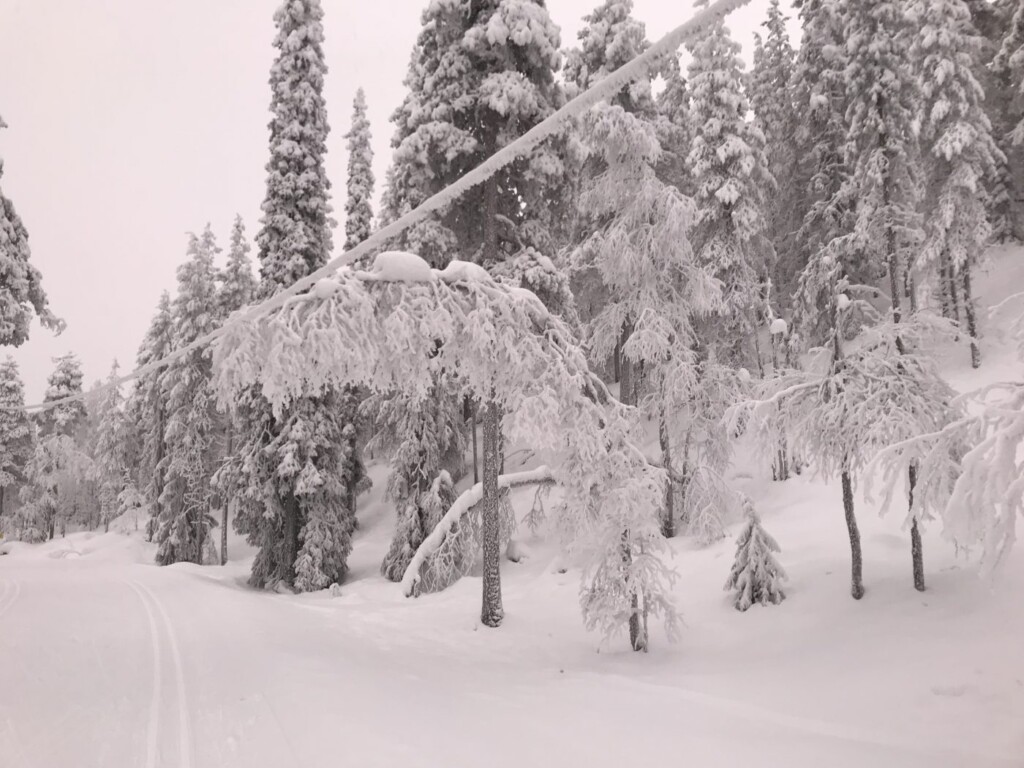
401 465 555 597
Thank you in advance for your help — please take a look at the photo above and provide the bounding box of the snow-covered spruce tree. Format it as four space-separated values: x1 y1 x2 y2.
344 88 374 253
155 229 220 566
747 0 800 306
0 356 33 522
224 0 356 591
124 291 174 541
994 0 1024 146
686 0 775 368
0 116 62 348
788 0 854 347
380 0 566 266
92 361 128 532
210 215 257 564
19 354 88 539
38 353 86 439
655 54 693 197
566 0 656 401
570 101 720 648
911 0 1005 370
724 496 787 611
373 386 467 583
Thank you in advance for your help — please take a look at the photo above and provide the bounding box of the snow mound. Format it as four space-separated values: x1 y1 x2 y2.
837 293 851 311
769 318 788 336
313 276 341 300
369 251 434 283
435 259 492 284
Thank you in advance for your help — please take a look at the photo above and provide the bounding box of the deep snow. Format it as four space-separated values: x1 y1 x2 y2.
2 248 1023 768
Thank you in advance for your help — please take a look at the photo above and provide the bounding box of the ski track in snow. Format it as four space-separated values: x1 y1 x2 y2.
0 578 21 621
127 579 193 768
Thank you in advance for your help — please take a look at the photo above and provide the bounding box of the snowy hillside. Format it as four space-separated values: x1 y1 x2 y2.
2 246 1022 768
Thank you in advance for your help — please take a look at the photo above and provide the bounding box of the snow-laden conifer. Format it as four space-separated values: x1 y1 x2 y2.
0 356 32 522
155 229 220 565
911 0 1005 369
724 496 787 611
225 0 357 590
686 0 774 364
0 116 62 347
92 361 128 532
344 88 374 253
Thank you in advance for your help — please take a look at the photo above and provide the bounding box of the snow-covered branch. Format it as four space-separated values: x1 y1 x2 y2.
401 466 555 597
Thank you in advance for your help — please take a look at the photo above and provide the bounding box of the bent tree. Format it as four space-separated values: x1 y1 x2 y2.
213 252 677 650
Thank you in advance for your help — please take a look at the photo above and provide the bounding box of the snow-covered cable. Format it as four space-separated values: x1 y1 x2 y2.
17 0 750 414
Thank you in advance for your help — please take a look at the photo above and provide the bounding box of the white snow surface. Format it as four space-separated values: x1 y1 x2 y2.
2 248 1024 767
770 317 789 335
368 250 434 282
435 259 492 284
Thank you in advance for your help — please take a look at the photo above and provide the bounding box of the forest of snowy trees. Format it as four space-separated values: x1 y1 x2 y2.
2 0 1024 651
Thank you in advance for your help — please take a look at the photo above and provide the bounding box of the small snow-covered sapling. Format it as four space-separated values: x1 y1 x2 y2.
724 497 787 611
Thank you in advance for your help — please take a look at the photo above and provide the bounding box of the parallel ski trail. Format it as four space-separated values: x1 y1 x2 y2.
127 581 162 768
133 579 193 768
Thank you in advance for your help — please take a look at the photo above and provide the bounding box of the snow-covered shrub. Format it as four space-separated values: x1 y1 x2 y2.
724 496 787 611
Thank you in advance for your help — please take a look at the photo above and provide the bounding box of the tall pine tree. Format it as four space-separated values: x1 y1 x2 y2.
155 228 220 566
0 116 62 347
0 356 32 523
912 0 1005 368
228 0 356 591
344 88 375 252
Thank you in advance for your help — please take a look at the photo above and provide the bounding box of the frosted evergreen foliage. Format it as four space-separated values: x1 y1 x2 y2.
832 0 923 288
224 0 357 591
371 387 467 583
686 0 774 359
724 496 787 611
155 229 220 566
256 0 334 294
0 357 32 507
344 88 375 252
747 0 800 302
380 0 565 265
217 216 257 320
92 361 128 530
213 260 675 649
126 292 174 520
994 0 1024 146
0 116 62 347
564 0 653 114
38 354 86 439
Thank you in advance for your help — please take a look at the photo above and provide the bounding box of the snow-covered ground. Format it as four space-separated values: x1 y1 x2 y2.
2 249 1024 768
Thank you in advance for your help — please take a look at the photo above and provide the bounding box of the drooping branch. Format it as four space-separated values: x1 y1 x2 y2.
401 465 555 597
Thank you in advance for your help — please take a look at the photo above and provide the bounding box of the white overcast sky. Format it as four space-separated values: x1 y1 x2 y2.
0 0 796 402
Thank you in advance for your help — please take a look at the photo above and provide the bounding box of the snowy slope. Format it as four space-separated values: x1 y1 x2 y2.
1 249 1023 768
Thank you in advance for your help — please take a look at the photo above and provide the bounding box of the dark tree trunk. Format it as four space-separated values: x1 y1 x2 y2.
947 260 961 324
281 493 299 586
842 470 864 600
471 407 479 485
221 503 229 566
480 401 504 628
613 333 621 383
961 265 981 369
908 463 925 592
659 413 674 538
0 485 5 521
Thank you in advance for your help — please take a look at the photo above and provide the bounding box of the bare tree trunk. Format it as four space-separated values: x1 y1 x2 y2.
471 407 479 485
961 265 981 369
613 332 621 384
908 463 925 592
281 493 299 586
0 485 5 522
480 401 504 628
659 413 674 538
842 469 864 600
